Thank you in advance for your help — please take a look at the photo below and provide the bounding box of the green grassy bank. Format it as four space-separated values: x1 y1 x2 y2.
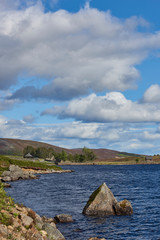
0 155 62 176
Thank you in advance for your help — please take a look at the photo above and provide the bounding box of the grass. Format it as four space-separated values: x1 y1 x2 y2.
0 155 62 176
96 156 148 165
0 183 15 226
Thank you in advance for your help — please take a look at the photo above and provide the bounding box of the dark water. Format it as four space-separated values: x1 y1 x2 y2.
6 165 160 240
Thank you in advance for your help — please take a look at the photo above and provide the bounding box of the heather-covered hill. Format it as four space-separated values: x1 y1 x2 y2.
0 138 138 161
0 138 69 156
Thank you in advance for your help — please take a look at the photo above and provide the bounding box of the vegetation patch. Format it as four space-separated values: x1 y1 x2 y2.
86 184 103 206
0 183 14 226
0 155 62 176
120 200 128 209
23 145 96 163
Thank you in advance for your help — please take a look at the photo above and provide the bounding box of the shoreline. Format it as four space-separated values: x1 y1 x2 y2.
0 166 74 240
59 161 160 166
22 168 74 174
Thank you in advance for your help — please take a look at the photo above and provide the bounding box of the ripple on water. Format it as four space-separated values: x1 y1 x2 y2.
6 164 160 240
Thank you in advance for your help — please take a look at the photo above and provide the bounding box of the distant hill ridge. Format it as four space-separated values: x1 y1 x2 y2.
0 138 139 161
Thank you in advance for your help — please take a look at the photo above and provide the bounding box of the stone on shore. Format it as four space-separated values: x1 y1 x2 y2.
0 201 66 240
54 214 73 223
42 223 65 240
1 165 37 182
20 213 33 227
83 182 133 217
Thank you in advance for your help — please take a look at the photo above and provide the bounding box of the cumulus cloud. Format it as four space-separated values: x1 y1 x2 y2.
142 84 160 103
42 91 160 123
0 5 160 100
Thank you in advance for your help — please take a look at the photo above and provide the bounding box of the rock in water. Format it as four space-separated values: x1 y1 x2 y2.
114 199 133 215
83 182 133 217
54 214 73 223
83 183 117 216
88 238 106 240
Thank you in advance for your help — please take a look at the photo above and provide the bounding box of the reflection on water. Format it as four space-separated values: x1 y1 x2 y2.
6 165 160 240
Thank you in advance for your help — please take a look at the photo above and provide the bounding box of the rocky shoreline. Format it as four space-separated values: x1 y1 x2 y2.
0 165 106 240
0 202 66 240
0 165 133 240
0 165 73 183
0 165 74 240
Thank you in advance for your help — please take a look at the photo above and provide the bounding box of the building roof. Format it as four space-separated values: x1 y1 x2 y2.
25 153 33 158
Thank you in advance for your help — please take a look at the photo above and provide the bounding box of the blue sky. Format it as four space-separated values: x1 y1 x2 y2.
1 0 160 154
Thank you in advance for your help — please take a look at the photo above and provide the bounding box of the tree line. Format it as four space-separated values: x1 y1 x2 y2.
23 146 96 163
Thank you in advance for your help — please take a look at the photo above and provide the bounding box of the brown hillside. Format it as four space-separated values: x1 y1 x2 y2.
71 148 120 160
0 138 138 160
0 138 68 155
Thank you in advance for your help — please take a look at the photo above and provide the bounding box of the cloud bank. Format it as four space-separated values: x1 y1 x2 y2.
0 115 159 154
0 4 160 101
0 3 160 155
42 88 160 123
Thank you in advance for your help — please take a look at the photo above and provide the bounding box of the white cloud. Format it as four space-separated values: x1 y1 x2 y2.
42 91 160 123
0 115 159 154
142 84 160 103
0 5 160 100
6 119 25 126
0 115 7 124
124 141 154 151
142 131 160 140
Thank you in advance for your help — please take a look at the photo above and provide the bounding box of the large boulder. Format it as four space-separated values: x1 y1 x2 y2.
83 183 133 217
42 223 65 240
1 165 37 181
83 183 117 216
2 165 23 181
9 165 22 173
20 213 34 227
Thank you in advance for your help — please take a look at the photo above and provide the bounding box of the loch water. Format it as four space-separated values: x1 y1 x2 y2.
6 165 160 240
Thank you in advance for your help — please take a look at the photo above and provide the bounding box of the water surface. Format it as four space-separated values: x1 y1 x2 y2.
6 165 160 239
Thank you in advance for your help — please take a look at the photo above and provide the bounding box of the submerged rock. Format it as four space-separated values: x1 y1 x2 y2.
54 214 73 223
83 182 133 217
88 238 106 240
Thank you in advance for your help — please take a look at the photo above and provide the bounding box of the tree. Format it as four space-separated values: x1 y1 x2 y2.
61 150 68 162
82 147 96 162
23 146 36 157
68 154 73 162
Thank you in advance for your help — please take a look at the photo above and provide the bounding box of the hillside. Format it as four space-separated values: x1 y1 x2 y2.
0 138 138 161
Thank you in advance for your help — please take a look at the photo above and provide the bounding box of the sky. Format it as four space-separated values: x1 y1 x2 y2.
0 0 160 154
